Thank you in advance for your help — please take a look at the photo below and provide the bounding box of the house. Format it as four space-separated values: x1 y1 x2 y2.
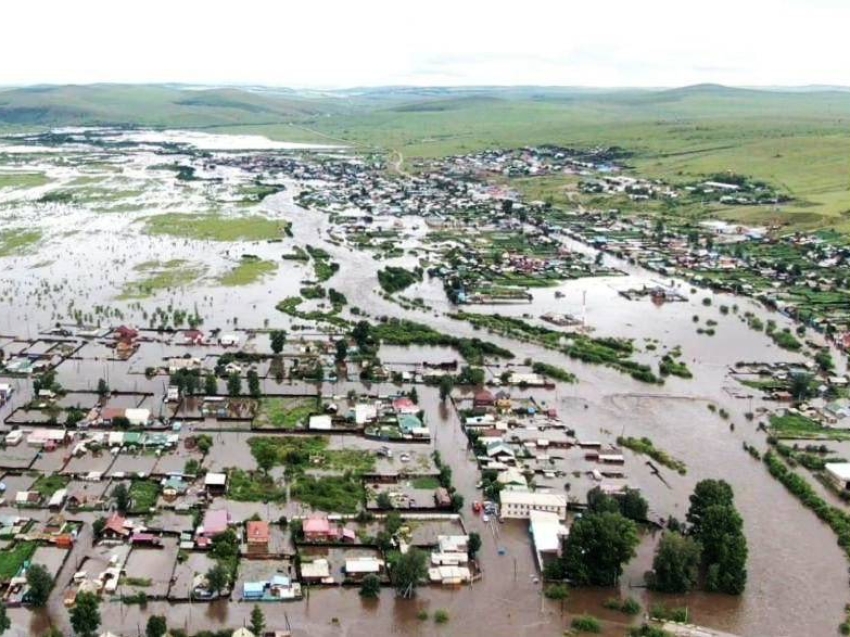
392 397 419 415
344 556 384 581
308 415 332 431
124 408 151 427
353 403 378 425
219 333 240 347
204 472 227 496
242 581 264 601
485 441 515 462
303 514 332 542
232 629 255 637
103 513 131 540
201 509 230 537
5 430 23 447
299 558 331 583
131 533 162 547
499 491 567 520
246 521 270 556
473 390 495 408
434 487 452 508
48 488 67 511
183 329 206 346
114 325 139 343
529 510 569 565
497 467 528 489
428 565 471 585
826 463 850 491
15 491 41 507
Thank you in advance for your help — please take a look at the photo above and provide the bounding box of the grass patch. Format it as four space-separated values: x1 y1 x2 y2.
228 468 286 502
255 397 316 429
377 266 422 294
128 480 160 513
0 172 48 189
248 436 375 475
618 436 686 474
531 361 577 383
0 229 42 257
142 212 289 242
291 474 364 514
30 474 69 498
411 476 441 489
0 542 37 580
120 259 206 299
217 258 277 286
769 412 825 437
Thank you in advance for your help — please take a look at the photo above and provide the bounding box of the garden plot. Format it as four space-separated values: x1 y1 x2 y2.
31 544 68 579
121 536 179 598
169 551 218 600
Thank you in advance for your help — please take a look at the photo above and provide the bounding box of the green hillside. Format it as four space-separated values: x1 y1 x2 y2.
1 83 848 230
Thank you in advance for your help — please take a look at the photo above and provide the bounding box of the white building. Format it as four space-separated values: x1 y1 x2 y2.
308 415 332 431
499 491 567 520
826 462 850 491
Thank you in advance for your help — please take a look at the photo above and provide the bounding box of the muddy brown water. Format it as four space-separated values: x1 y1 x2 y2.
1 149 849 636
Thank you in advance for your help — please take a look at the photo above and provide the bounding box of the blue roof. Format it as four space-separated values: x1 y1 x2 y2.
270 575 290 587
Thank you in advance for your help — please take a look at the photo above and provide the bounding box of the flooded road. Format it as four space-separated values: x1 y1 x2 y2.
1 139 848 637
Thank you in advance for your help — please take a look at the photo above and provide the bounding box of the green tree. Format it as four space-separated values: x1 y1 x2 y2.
145 615 167 637
697 504 743 565
562 512 639 586
0 602 10 635
390 548 428 598
70 591 101 637
467 532 482 558
92 516 107 537
376 492 393 509
789 372 814 402
205 563 229 596
250 605 266 636
586 487 620 514
204 373 218 396
707 531 748 595
270 330 287 354
335 339 348 364
686 479 733 537
211 528 239 561
254 444 277 474
352 321 373 350
96 378 110 398
113 482 130 513
409 386 419 404
620 488 649 521
247 369 261 398
439 375 454 402
227 372 242 397
646 532 702 593
359 573 381 598
196 434 213 454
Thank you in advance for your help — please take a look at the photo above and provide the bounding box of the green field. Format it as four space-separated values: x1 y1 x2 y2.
120 259 206 299
0 229 42 257
142 212 288 242
0 172 49 189
217 258 278 286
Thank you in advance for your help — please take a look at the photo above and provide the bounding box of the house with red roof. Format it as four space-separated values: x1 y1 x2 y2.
303 514 332 542
246 520 270 556
202 509 230 538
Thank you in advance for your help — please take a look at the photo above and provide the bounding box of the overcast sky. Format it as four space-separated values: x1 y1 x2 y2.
3 0 848 88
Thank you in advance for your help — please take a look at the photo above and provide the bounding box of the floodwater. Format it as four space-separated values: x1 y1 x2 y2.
1 133 849 637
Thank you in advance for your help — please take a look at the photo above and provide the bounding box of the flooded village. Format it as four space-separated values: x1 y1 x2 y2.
1 129 850 637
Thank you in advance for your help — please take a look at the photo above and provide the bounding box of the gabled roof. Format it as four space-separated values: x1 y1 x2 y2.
246 520 270 543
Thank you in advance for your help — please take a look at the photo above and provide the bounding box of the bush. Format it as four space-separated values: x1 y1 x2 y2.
433 610 449 624
571 615 602 633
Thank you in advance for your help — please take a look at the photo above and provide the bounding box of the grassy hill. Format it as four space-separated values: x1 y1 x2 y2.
1 83 848 230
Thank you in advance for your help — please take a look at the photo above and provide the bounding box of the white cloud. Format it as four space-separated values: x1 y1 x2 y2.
1 0 847 87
